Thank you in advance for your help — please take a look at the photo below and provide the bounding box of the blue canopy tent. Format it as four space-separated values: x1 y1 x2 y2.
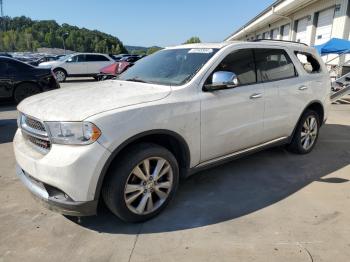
315 38 350 56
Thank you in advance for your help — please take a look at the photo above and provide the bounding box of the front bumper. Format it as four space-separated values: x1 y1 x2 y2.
13 129 111 203
16 165 98 216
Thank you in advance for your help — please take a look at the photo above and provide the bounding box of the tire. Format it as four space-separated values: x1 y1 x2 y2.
53 68 67 82
287 109 320 154
13 83 41 104
102 143 179 222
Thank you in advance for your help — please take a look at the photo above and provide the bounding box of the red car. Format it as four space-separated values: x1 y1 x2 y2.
98 55 144 80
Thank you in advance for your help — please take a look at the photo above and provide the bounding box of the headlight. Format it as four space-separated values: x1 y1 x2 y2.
45 121 101 145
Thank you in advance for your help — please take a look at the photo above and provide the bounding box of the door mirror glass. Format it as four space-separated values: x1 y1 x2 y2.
203 71 238 91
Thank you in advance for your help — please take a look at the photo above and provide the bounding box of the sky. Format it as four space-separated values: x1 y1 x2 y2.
3 0 275 47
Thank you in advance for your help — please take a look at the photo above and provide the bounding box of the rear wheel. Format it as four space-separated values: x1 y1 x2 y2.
102 143 179 222
287 110 320 154
13 83 40 104
53 68 67 82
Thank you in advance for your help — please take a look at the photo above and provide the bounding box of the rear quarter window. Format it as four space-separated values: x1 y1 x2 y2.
294 51 321 74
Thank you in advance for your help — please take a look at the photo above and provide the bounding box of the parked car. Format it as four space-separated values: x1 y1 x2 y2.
39 53 115 82
98 55 143 80
0 52 12 58
14 41 330 222
111 54 133 61
29 55 60 66
0 56 60 103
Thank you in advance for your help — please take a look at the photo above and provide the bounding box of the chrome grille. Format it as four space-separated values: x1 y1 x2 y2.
20 114 51 153
24 117 46 132
25 133 51 151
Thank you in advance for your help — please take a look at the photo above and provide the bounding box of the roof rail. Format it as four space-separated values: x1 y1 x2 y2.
252 39 308 46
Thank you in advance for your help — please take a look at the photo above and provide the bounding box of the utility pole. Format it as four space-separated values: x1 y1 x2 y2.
0 0 3 17
0 0 4 33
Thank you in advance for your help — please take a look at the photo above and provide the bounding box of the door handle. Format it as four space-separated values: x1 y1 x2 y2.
298 85 308 91
250 93 263 99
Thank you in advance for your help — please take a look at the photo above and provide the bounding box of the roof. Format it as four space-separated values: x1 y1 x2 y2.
165 40 311 51
166 42 234 50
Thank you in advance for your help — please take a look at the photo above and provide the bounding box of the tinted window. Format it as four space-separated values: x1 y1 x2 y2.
77 55 86 62
86 55 109 62
255 49 296 82
295 52 321 74
214 49 256 85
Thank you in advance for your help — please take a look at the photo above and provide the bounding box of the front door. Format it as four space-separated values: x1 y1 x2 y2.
200 49 265 162
65 54 88 75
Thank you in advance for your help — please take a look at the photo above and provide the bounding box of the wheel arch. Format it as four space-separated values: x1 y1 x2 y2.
289 100 325 142
53 67 68 76
13 81 42 97
94 129 191 201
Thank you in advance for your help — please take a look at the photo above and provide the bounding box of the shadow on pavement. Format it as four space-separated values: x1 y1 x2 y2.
0 119 17 144
64 78 96 83
71 123 350 234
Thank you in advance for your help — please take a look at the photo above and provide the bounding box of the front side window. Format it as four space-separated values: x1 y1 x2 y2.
255 49 297 82
295 52 321 74
211 49 256 86
118 48 218 85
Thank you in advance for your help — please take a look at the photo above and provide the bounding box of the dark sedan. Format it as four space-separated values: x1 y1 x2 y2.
0 56 60 104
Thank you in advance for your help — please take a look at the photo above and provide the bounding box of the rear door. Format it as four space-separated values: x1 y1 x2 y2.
254 48 300 141
86 54 113 74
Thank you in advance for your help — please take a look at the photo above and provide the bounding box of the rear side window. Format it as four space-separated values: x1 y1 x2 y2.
295 52 321 74
255 49 297 82
215 49 256 85
86 55 110 62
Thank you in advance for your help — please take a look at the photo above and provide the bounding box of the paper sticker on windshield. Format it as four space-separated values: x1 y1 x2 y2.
188 48 213 54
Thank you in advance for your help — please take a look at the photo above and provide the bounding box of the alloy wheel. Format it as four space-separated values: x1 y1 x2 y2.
301 115 318 150
55 70 65 82
124 157 173 215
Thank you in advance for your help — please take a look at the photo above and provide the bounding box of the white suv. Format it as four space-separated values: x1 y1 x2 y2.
39 53 115 82
14 41 331 222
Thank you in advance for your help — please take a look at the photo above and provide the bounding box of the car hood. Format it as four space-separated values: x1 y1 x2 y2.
18 80 171 121
38 61 60 68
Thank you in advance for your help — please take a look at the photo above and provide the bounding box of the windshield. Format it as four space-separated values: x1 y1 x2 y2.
58 54 71 61
117 48 218 85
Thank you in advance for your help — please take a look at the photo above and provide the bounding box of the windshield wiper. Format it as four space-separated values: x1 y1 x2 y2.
125 78 148 83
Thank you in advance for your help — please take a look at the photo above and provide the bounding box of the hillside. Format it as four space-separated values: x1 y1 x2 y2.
126 45 163 55
0 16 127 54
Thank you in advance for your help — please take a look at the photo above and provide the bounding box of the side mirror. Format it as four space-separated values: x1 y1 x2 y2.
345 77 350 82
203 71 239 91
66 58 73 63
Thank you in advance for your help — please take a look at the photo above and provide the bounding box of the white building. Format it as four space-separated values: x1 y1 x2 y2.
226 0 350 73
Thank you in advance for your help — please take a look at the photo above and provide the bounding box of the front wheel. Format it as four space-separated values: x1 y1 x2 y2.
102 143 179 222
287 110 320 154
53 69 67 82
13 83 41 104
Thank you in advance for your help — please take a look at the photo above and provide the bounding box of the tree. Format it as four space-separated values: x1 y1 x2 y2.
183 36 201 44
0 16 128 53
147 46 162 55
